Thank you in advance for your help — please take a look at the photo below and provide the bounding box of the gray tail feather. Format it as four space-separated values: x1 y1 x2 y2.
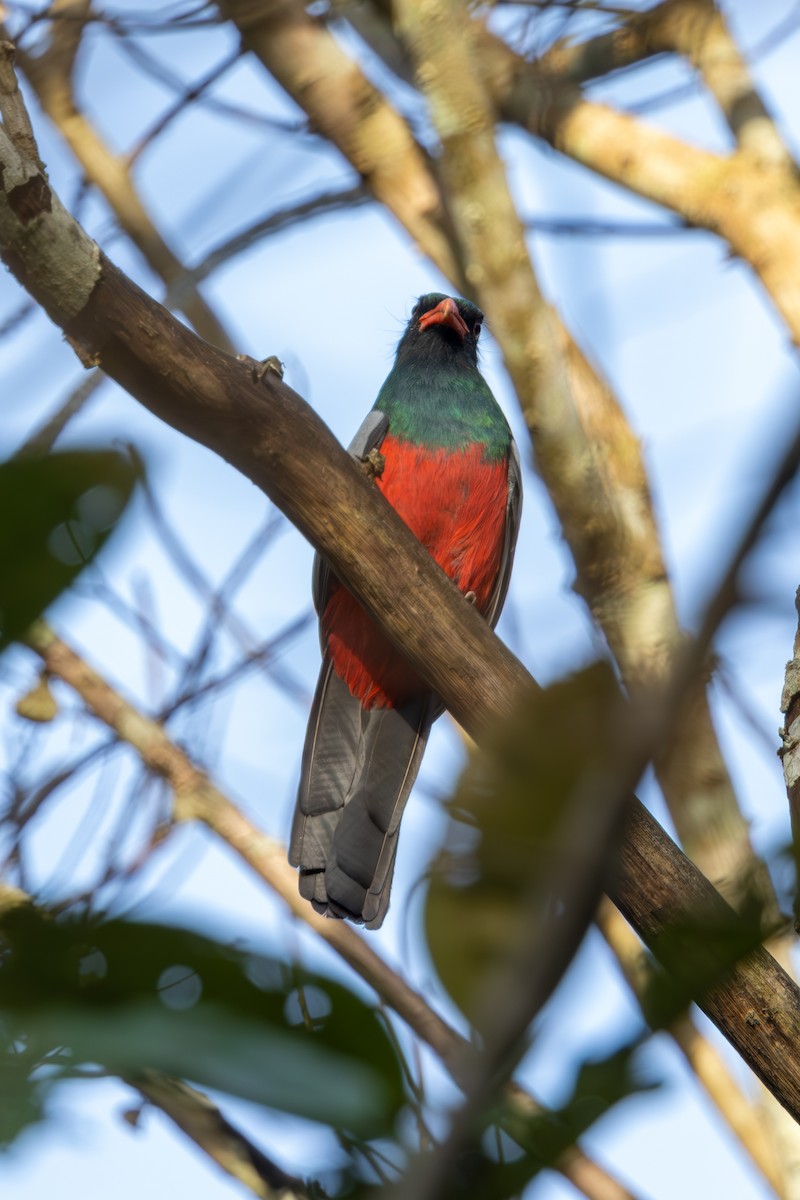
290 661 436 929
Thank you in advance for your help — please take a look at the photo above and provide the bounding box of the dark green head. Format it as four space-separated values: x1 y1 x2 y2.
395 294 484 370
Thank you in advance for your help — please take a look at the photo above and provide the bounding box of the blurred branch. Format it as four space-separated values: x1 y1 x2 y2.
124 46 245 168
341 0 660 91
217 0 462 283
8 738 117 832
82 573 188 675
108 22 303 139
166 184 371 309
137 480 308 705
15 368 104 455
640 0 794 166
482 29 800 348
524 0 800 162
130 1073 314 1200
597 897 786 1199
0 295 35 337
5 6 235 351
523 213 691 236
161 613 312 716
25 622 638 1200
162 507 285 701
535 4 664 84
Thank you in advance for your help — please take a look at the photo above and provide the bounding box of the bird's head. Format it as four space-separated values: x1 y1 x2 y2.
397 293 484 368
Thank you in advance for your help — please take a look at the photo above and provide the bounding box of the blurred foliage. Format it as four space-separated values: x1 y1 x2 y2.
504 1043 653 1169
366 1042 655 1200
0 904 405 1145
451 1045 654 1200
0 450 139 653
426 662 626 1027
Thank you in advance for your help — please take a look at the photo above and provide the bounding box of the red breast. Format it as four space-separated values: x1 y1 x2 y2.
323 436 508 708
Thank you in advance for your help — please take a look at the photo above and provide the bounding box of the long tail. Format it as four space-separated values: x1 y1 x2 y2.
290 661 436 928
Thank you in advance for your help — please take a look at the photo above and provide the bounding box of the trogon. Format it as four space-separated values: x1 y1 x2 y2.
290 293 522 928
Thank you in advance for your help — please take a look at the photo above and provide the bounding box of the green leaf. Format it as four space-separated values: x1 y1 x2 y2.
0 907 404 1141
0 450 139 651
426 662 625 1027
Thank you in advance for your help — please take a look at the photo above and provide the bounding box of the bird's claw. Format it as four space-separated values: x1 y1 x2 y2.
238 353 285 383
358 448 386 480
465 590 477 605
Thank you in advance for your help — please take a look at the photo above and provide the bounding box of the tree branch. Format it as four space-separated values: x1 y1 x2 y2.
217 0 461 283
780 586 800 929
130 1073 313 1200
641 0 793 166
484 27 800 347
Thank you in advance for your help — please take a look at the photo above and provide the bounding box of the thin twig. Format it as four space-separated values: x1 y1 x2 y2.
15 369 104 456
166 185 371 309
131 1072 314 1200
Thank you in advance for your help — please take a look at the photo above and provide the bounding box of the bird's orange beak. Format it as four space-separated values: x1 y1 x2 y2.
418 297 469 339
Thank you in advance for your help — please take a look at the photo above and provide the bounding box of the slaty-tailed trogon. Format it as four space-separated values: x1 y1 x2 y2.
290 294 522 928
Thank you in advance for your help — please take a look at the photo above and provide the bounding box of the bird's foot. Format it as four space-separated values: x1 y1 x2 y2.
357 448 386 481
238 353 285 384
465 590 477 605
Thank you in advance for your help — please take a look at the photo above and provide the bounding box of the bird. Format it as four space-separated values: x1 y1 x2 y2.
289 293 522 929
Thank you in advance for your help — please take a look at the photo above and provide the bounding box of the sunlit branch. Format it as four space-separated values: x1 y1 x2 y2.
130 1073 313 1200
639 0 793 166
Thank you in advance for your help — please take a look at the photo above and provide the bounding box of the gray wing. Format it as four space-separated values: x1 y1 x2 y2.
483 437 523 630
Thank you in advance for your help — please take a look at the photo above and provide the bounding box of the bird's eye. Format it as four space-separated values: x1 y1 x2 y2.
473 322 482 339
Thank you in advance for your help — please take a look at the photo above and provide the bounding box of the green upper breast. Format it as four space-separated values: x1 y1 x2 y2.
375 362 511 464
